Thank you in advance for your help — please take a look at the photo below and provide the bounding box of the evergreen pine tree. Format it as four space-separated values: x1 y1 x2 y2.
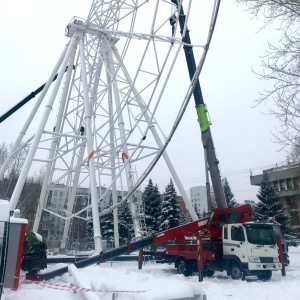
142 179 162 233
254 172 296 240
84 208 94 250
179 210 188 225
159 179 181 230
118 200 134 243
223 178 238 208
100 198 114 246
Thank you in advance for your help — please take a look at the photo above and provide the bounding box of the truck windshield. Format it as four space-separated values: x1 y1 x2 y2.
246 226 275 245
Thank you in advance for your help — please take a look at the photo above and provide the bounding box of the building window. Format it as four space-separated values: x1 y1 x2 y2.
287 178 292 189
290 211 300 222
287 197 295 205
294 178 300 188
280 180 286 190
273 181 278 190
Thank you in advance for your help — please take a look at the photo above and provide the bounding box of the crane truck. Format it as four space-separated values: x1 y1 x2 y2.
19 203 283 282
153 204 283 281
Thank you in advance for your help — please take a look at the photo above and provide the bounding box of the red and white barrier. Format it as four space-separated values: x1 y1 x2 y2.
4 272 145 294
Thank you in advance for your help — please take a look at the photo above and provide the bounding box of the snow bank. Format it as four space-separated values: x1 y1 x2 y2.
78 267 204 300
3 247 300 300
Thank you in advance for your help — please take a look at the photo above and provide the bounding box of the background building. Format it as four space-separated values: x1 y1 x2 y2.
190 186 208 214
41 184 67 250
39 184 137 251
250 163 300 237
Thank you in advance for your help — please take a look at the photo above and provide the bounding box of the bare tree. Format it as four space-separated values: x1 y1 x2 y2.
0 142 43 228
236 0 300 30
0 142 27 180
236 0 300 159
0 143 8 168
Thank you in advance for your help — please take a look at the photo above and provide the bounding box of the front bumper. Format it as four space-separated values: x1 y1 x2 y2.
248 262 282 271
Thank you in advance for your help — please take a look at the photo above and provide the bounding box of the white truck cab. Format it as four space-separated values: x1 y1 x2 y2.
222 223 282 280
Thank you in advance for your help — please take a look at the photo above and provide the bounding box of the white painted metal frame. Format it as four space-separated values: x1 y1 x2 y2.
2 0 220 252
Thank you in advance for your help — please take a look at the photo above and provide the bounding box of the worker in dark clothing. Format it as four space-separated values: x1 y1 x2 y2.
169 14 177 36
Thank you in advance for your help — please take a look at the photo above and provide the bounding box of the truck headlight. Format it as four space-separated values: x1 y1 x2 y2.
249 256 260 263
273 257 280 263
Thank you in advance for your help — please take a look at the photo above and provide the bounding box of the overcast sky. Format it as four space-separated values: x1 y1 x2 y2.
0 1 286 204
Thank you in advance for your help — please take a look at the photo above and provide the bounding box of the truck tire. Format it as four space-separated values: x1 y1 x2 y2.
230 263 242 280
204 270 215 277
257 270 272 281
177 259 193 276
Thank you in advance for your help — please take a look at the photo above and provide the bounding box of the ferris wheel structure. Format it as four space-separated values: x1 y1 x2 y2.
1 0 221 252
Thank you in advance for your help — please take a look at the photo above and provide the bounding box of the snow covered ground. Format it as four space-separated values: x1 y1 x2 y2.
3 247 300 300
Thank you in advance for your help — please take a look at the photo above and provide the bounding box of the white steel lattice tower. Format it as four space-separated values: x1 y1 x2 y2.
2 0 220 252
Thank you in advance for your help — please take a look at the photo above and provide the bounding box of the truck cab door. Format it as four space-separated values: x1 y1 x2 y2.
223 225 247 261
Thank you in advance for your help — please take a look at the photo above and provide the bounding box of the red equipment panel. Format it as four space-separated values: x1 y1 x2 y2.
161 204 253 265
205 204 252 239
166 244 198 260
153 217 209 245
153 204 252 246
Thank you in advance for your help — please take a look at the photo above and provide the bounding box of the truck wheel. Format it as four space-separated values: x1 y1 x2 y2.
257 270 272 281
177 259 193 276
230 263 242 280
204 270 215 277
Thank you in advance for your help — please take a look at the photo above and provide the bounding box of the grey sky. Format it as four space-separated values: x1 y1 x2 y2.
0 1 285 204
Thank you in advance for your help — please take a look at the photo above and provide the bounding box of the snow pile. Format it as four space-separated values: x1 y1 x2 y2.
3 247 300 300
75 266 204 300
